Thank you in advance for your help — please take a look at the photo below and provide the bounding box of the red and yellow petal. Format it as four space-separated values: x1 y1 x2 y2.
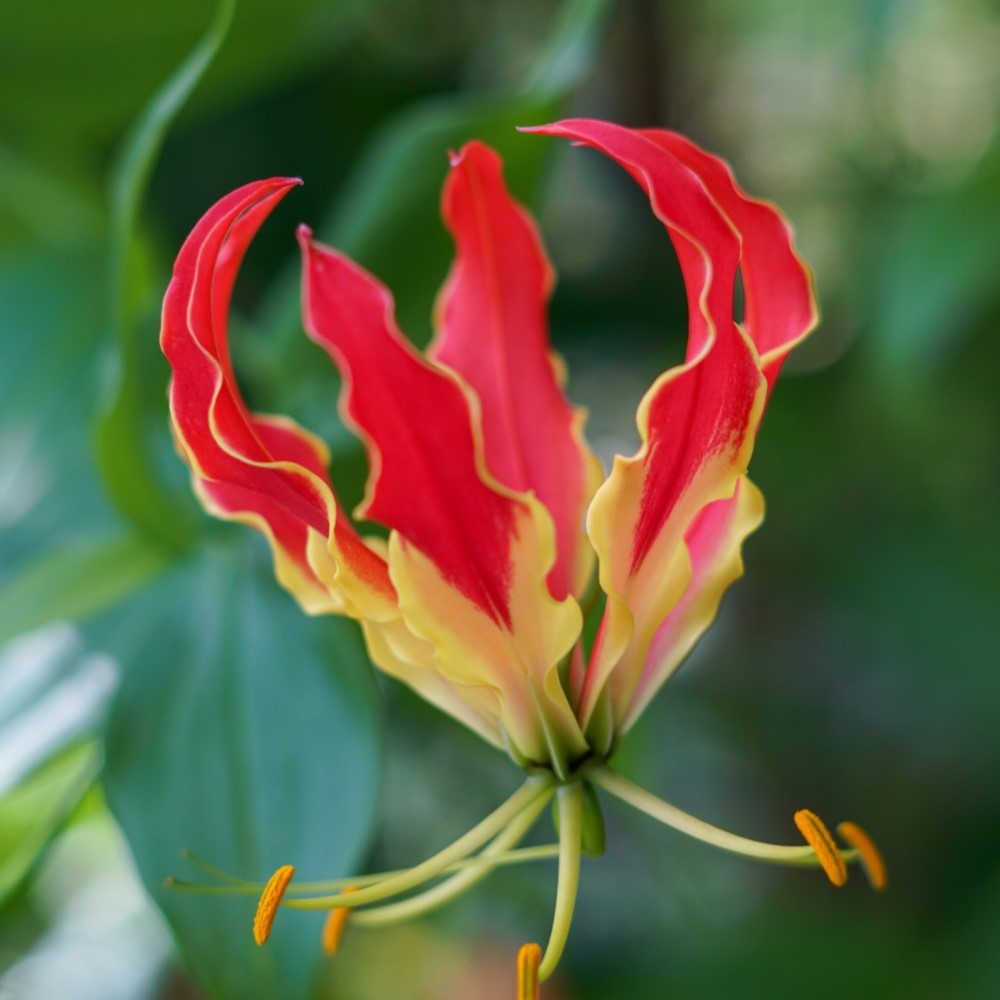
527 120 780 729
299 231 588 764
431 141 601 601
361 616 507 750
619 477 765 731
637 129 818 388
161 179 394 619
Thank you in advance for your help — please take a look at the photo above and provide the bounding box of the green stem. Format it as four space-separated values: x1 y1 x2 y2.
283 776 553 911
591 767 859 866
538 782 584 981
353 788 554 926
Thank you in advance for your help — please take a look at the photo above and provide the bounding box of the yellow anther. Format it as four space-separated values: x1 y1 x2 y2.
517 942 542 1000
253 865 295 945
837 821 888 891
794 809 847 887
321 886 358 955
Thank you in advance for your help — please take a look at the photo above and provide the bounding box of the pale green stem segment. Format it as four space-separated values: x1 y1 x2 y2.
180 850 247 885
283 776 553 911
538 782 584 982
590 767 859 867
353 787 555 926
168 845 561 897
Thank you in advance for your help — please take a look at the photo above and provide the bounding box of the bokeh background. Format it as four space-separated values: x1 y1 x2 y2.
1 1 998 998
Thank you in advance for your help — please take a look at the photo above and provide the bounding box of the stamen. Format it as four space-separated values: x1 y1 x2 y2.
591 767 832 866
352 790 554 927
517 943 542 1000
166 844 560 899
253 865 295 945
794 810 847 887
321 886 358 954
282 777 552 912
837 822 887 891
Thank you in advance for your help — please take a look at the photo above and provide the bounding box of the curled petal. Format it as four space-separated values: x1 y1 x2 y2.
636 129 818 387
299 232 587 764
162 179 394 618
527 120 775 728
432 141 601 601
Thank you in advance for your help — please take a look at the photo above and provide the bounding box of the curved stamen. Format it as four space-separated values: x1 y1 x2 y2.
518 942 542 1000
538 782 584 981
352 787 554 926
166 844 561 897
837 821 888 891
590 767 859 867
794 809 847 887
283 776 553 912
253 865 295 945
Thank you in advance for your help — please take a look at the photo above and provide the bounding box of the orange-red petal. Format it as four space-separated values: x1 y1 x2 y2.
432 141 600 601
298 230 587 764
535 120 780 726
161 179 394 617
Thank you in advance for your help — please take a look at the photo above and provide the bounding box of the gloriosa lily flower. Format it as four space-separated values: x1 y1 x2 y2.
162 119 884 996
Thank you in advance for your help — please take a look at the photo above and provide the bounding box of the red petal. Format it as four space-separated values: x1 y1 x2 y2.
299 228 522 626
527 120 775 726
637 129 818 387
162 180 392 609
431 141 599 601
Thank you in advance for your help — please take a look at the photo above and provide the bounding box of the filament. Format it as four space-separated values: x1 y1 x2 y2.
591 767 857 867
283 776 552 911
352 788 554 926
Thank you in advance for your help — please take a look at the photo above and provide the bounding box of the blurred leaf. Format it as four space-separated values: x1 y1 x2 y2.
0 0 362 153
0 144 102 250
0 534 167 648
95 0 235 550
0 248 114 578
259 0 613 350
0 625 117 798
869 146 1000 386
103 539 384 1000
0 741 99 906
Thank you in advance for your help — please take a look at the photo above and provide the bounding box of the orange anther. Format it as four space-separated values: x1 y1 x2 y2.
837 821 888 891
794 809 847 887
253 865 295 945
517 942 542 1000
321 886 359 955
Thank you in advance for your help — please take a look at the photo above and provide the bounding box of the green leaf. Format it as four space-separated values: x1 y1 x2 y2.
95 0 235 550
0 741 100 906
0 247 115 579
0 144 101 250
869 145 1000 387
0 533 167 648
102 539 384 1000
0 0 362 152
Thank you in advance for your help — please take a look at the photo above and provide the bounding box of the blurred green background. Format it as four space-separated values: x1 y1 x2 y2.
1 0 998 998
